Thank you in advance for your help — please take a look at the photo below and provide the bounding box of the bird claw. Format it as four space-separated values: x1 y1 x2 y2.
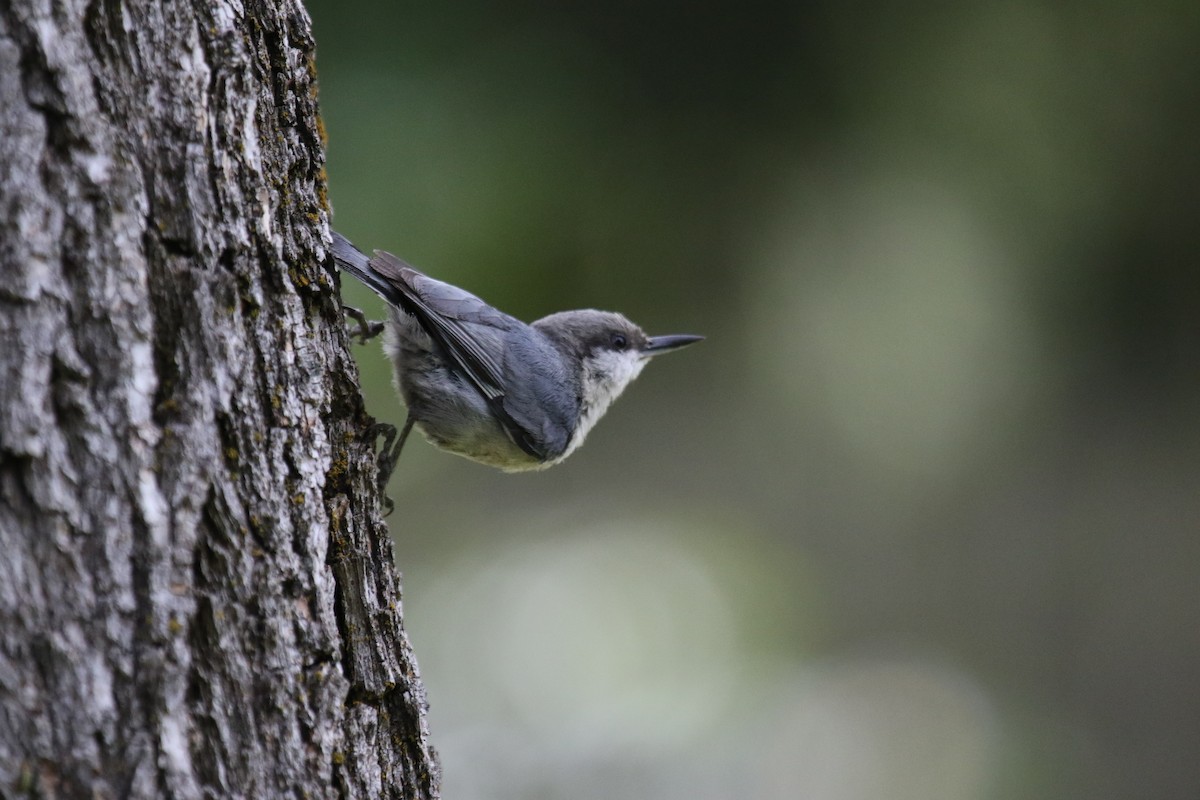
343 305 386 344
369 416 415 517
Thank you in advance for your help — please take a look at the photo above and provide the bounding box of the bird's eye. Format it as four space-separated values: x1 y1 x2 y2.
611 333 628 351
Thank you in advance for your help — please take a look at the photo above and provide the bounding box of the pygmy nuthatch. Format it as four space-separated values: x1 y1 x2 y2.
331 232 702 485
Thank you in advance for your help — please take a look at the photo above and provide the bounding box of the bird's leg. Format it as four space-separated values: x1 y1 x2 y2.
370 415 415 516
343 304 386 344
378 415 416 487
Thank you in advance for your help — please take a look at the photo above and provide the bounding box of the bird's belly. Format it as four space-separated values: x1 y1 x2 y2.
415 416 545 471
400 368 545 471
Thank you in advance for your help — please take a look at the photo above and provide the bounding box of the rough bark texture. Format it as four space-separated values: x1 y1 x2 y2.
0 0 439 797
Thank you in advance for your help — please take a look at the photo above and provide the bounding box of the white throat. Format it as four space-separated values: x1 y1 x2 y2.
555 350 647 462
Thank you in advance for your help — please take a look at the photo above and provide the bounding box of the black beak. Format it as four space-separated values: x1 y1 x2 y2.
641 334 704 357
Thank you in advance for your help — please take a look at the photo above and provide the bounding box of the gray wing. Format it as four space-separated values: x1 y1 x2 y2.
370 251 509 398
365 250 561 460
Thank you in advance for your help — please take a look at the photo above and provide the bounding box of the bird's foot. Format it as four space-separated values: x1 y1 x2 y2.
343 305 386 344
369 416 415 516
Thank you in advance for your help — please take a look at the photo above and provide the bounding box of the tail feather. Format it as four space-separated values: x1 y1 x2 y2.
331 231 401 304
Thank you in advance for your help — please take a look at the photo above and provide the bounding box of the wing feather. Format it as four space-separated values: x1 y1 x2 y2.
365 250 547 459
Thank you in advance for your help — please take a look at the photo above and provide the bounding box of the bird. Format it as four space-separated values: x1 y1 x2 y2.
330 231 702 488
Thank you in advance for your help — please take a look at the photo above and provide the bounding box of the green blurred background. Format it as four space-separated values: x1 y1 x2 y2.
312 2 1200 798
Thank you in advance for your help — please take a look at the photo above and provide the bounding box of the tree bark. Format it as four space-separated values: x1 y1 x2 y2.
0 0 439 797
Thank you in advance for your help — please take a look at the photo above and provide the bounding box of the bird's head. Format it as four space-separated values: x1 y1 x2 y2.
534 310 703 419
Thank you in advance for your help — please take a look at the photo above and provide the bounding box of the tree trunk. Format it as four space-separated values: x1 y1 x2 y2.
0 0 439 797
